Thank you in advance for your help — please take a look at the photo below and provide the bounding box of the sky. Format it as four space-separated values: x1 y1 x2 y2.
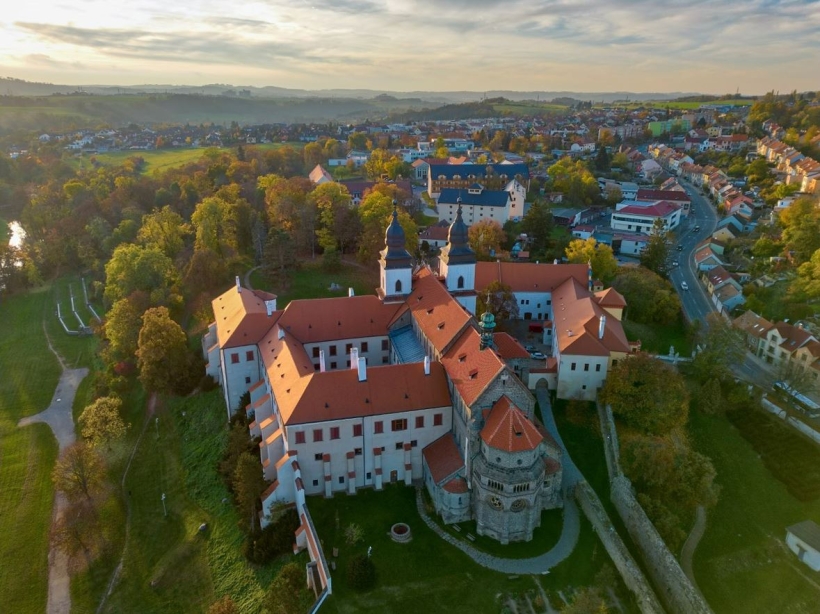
0 0 818 94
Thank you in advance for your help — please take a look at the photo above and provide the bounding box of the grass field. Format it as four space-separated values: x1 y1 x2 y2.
622 317 692 356
250 259 379 309
689 410 820 613
0 286 62 614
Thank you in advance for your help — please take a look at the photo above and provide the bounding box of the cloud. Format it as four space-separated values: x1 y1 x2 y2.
21 53 86 70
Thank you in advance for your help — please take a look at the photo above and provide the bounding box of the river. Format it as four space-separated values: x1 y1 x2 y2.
8 221 25 248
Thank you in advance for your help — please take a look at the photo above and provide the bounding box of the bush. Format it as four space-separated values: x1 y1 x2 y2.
243 508 300 564
347 553 376 591
200 374 218 392
344 522 364 546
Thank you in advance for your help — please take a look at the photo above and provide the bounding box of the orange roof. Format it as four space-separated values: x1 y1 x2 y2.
474 261 589 294
422 434 465 484
277 295 401 344
407 268 472 355
552 277 630 357
443 477 469 493
594 287 626 308
493 332 530 359
480 396 543 453
441 328 505 406
212 285 279 348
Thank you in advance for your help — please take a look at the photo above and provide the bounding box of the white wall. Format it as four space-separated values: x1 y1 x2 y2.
787 533 820 571
220 344 263 416
556 354 609 401
512 291 553 321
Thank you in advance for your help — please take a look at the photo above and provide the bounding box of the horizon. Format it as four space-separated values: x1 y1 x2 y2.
0 0 818 94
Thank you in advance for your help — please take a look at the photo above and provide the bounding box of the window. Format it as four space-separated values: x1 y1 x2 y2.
596 364 601 372
434 413 443 426
395 279 402 293
312 347 320 358
392 418 407 432
374 421 383 434
487 479 503 491
313 429 323 443
361 342 369 353
245 376 251 384
295 431 305 444
330 427 340 440
353 424 363 437
314 453 323 461
513 483 529 493
366 472 371 480
355 448 362 456
382 356 389 364
457 275 464 289
381 339 389 351
230 353 239 364
415 416 425 429
571 362 577 371
584 363 589 372
330 361 337 369
245 350 254 362
329 346 337 356
411 440 418 448
338 476 345 484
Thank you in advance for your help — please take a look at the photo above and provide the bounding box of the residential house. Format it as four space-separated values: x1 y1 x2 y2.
693 243 724 271
702 266 745 315
611 201 682 234
636 188 691 216
308 164 333 186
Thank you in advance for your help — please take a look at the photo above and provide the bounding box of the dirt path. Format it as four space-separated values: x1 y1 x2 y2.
16 324 88 614
95 392 157 614
680 505 708 596
243 265 262 291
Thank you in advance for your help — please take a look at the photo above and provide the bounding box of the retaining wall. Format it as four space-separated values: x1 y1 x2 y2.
761 397 820 446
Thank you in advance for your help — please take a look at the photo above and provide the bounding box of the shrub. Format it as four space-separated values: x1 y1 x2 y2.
347 553 376 591
344 522 364 546
200 374 218 392
243 508 300 564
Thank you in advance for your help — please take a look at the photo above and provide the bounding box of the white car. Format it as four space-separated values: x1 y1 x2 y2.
671 261 679 267
681 281 689 291
530 351 546 360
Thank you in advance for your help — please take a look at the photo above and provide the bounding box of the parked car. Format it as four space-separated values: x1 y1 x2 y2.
530 351 546 360
677 245 684 251
681 281 689 290
672 260 679 267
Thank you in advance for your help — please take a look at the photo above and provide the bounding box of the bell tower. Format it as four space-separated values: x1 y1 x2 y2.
439 199 477 314
378 202 413 302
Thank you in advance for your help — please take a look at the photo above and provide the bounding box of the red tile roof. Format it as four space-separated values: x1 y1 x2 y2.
407 268 473 355
277 295 401 344
617 201 681 217
552 278 630 357
474 262 589 294
443 477 469 493
422 434 464 484
594 287 626 308
441 328 506 406
493 332 530 359
212 285 279 348
481 396 543 453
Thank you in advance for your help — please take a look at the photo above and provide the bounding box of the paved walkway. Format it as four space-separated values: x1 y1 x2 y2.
17 325 88 614
680 505 708 597
416 387 583 574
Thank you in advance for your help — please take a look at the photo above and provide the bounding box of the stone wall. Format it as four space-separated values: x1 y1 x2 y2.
574 482 665 614
610 477 711 614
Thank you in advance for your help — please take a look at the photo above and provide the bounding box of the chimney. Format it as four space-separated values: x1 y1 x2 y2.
598 315 607 339
424 355 431 375
236 275 241 293
277 327 285 340
348 287 355 297
350 347 359 369
357 357 367 382
265 299 276 316
319 349 326 373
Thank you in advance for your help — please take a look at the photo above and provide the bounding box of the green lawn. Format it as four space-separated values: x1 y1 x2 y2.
98 390 286 613
689 410 820 614
622 317 692 356
0 287 62 614
250 259 379 309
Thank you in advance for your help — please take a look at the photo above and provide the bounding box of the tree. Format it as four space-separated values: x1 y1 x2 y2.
104 298 143 363
52 442 106 502
191 195 252 261
267 562 309 614
233 452 266 533
691 313 746 382
561 586 609 614
476 281 519 321
51 498 101 564
565 238 618 283
137 206 190 259
303 142 325 169
79 396 128 449
310 182 359 253
184 247 229 298
259 175 315 255
600 353 689 434
520 201 554 258
263 228 299 284
136 306 191 395
468 219 506 260
357 193 417 263
639 219 669 276
696 377 724 415
103 243 180 308
611 267 681 325
778 196 820 263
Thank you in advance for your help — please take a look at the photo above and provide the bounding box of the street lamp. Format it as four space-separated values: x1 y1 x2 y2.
161 493 167 517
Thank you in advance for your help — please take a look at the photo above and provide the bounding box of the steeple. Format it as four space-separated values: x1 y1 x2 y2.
378 200 413 301
479 298 496 351
440 199 475 266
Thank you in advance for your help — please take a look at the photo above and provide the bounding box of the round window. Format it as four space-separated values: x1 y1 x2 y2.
511 499 526 512
489 496 503 510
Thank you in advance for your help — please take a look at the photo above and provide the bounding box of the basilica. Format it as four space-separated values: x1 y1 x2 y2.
203 204 630 543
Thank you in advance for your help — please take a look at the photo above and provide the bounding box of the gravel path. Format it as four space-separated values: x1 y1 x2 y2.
415 387 584 574
680 505 708 595
17 324 88 614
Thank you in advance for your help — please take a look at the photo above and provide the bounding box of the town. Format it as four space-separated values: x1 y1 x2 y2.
3 82 820 614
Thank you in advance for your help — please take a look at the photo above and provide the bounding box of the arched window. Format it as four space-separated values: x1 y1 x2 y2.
457 276 464 289
395 279 402 293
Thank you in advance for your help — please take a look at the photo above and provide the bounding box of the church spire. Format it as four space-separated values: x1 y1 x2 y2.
380 200 412 268
440 198 475 265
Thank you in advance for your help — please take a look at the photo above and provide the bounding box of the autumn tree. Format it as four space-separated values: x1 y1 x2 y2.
137 206 190 259
310 182 359 253
468 219 506 260
611 267 681 325
184 247 229 298
136 306 192 395
600 353 689 435
103 243 180 308
639 219 669 276
234 452 266 533
357 193 417 263
51 499 101 564
104 298 144 363
52 442 106 502
690 313 746 383
520 201 554 258
79 396 128 449
259 174 315 255
565 237 618 283
476 281 519 321
779 196 820 263
263 228 299 284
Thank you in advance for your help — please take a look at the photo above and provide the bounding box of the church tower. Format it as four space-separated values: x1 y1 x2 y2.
439 200 477 314
378 203 413 302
